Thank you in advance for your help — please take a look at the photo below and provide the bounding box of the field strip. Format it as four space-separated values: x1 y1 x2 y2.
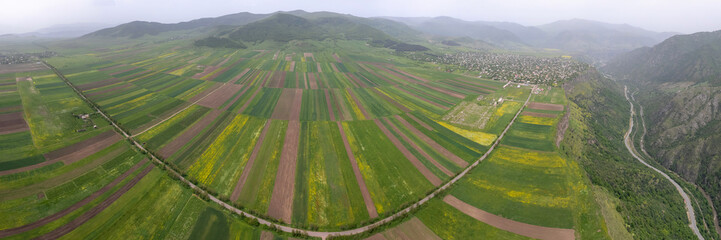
394 115 467 167
46 61 536 239
382 118 453 176
443 195 574 240
35 164 154 240
324 89 336 121
131 81 232 137
624 86 703 240
373 118 442 186
337 121 379 218
267 120 301 223
157 109 222 158
230 120 272 202
0 159 148 238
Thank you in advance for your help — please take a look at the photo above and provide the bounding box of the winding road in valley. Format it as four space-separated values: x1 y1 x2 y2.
623 86 704 240
46 60 534 239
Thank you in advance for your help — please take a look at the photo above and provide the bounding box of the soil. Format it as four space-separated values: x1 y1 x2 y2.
196 84 244 109
373 119 441 186
268 71 285 88
158 109 222 158
336 122 378 218
382 118 452 176
317 63 323 73
332 53 342 63
443 195 575 240
324 89 336 121
454 77 498 90
522 111 558 118
267 121 301 223
230 120 272 202
221 85 250 111
271 89 302 120
331 63 340 73
0 159 148 238
528 102 564 111
308 73 318 89
188 83 222 103
0 63 48 74
289 62 295 72
0 112 29 134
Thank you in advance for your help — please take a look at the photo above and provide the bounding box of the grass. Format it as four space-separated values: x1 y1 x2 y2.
236 120 285 212
293 121 369 228
415 199 530 240
342 120 433 215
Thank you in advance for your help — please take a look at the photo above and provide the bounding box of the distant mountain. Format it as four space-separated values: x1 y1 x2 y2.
603 30 721 84
384 17 675 60
225 13 390 43
283 11 422 41
29 23 114 38
385 16 524 47
84 12 270 38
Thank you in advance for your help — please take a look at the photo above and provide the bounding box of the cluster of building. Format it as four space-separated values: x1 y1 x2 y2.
408 52 588 85
0 51 56 65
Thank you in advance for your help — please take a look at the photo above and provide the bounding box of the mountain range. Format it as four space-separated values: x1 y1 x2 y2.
73 10 678 61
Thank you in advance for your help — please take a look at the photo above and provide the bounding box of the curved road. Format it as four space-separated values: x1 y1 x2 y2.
47 60 532 239
623 86 703 240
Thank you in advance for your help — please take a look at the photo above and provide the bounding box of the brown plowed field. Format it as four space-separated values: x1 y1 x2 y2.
332 53 342 63
303 53 315 61
324 89 336 121
373 119 441 186
271 89 302 120
317 63 323 73
417 82 465 99
443 195 575 240
289 62 296 72
188 83 222 102
395 115 467 167
221 85 250 111
0 63 47 74
528 102 564 111
369 63 421 85
0 159 148 238
158 109 222 158
237 86 263 113
336 122 378 218
383 118 452 176
42 131 121 164
267 120 301 223
385 65 430 83
0 112 29 134
230 120 271 202
357 63 395 86
35 164 154 240
378 217 441 240
440 79 493 94
268 71 286 88
522 111 557 118
196 84 244 109
308 73 318 89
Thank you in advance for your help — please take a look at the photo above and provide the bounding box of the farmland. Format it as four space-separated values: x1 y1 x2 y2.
0 30 608 239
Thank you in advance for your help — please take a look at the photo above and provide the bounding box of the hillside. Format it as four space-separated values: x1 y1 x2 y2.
83 12 270 38
604 30 721 84
603 29 721 233
227 14 390 43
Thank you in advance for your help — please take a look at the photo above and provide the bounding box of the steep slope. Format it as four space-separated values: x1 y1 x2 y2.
603 29 721 231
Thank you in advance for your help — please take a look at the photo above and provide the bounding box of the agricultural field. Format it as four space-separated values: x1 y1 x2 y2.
0 32 608 239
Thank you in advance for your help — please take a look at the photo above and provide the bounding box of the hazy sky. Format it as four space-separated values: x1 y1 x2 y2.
1 0 720 34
